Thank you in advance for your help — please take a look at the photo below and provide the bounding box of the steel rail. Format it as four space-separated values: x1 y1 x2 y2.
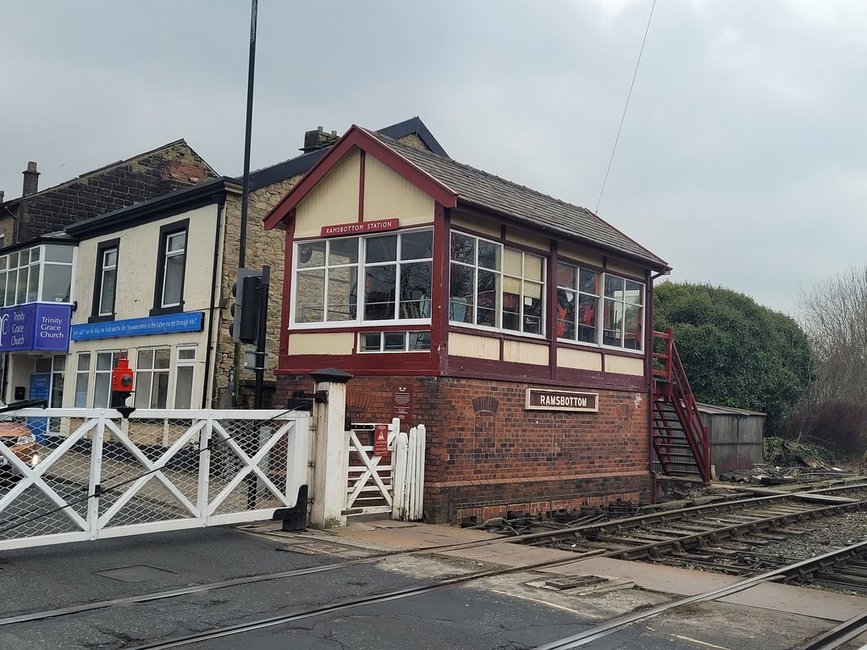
4 493 863 628
534 538 867 650
795 611 867 650
124 550 606 650
123 538 867 649
605 499 867 561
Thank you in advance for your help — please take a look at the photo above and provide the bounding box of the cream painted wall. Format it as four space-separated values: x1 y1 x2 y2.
288 332 355 355
448 332 499 360
503 340 548 365
71 204 220 325
606 258 645 280
294 151 362 238
64 337 207 408
504 227 549 252
451 211 500 238
557 347 603 371
558 243 604 267
605 354 645 376
363 156 434 225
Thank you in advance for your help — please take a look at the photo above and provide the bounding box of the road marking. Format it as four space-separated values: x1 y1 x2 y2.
671 634 730 649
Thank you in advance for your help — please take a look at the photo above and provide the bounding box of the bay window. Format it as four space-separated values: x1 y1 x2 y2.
0 244 74 307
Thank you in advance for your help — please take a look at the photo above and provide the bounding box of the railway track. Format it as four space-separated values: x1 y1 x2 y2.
3 485 866 648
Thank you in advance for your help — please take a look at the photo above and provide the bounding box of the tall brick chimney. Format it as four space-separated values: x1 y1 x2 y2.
22 161 40 197
301 126 339 153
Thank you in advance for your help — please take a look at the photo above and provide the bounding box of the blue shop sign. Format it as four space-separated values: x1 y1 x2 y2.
71 312 204 341
0 303 72 353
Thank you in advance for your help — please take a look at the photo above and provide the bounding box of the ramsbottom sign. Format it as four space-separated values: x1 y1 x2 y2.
525 388 598 412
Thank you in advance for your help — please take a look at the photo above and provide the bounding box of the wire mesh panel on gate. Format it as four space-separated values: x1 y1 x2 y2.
208 416 293 517
0 414 92 541
97 417 203 530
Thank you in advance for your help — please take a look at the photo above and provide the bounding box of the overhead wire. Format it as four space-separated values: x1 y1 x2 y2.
595 0 658 214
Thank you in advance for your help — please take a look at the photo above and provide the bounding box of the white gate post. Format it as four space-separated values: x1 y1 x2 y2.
309 368 353 527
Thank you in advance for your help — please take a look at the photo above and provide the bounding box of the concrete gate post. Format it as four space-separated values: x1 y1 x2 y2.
309 368 353 527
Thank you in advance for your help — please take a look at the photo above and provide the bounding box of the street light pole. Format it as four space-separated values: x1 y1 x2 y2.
233 0 258 408
239 0 258 270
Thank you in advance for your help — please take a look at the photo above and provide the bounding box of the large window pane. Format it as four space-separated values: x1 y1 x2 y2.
328 266 357 321
328 238 357 266
449 264 473 323
366 235 397 263
75 353 90 408
478 240 501 270
163 255 184 306
298 241 326 268
476 269 499 327
175 367 194 408
296 269 325 322
43 264 72 303
400 230 432 260
364 266 396 320
399 261 431 318
450 233 475 264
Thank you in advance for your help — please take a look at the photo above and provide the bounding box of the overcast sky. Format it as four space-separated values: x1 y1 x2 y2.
2 0 865 317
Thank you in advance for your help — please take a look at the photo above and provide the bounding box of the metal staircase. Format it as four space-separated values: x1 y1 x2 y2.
651 329 711 482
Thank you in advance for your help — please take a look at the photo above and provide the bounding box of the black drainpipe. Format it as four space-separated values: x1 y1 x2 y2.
201 197 225 409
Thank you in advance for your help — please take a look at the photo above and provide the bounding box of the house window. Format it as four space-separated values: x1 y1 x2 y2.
174 346 196 409
556 262 644 351
151 221 188 315
449 232 545 335
293 228 432 325
135 348 171 408
74 353 90 407
94 351 121 408
90 239 119 321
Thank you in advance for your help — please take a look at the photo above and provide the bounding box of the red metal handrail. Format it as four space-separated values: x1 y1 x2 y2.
651 329 711 482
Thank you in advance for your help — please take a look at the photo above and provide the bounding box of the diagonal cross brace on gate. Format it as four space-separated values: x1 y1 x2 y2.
0 408 312 551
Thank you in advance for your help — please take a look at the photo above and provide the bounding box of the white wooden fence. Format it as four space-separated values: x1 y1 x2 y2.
345 418 425 521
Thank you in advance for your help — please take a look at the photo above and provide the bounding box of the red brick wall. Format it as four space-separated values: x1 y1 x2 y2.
277 374 652 523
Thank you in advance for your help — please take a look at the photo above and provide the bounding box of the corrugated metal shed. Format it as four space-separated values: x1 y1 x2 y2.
697 403 766 475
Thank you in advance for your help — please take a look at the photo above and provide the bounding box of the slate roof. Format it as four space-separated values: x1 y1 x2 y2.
368 129 668 270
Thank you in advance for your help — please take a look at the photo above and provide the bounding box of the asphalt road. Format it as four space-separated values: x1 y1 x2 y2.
0 526 842 650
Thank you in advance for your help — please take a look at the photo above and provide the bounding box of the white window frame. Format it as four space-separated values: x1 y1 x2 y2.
556 261 645 353
98 246 118 317
449 231 546 338
74 352 91 408
291 228 433 329
173 346 197 409
135 347 171 409
161 231 186 309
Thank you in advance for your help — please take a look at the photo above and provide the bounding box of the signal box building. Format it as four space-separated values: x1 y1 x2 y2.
264 126 671 524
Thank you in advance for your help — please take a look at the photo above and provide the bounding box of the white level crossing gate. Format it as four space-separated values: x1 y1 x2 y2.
345 418 425 520
0 408 311 551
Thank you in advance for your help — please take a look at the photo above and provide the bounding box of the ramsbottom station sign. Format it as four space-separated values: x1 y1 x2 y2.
525 388 598 413
320 218 399 237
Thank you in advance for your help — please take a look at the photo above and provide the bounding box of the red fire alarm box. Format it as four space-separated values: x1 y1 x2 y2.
373 424 389 457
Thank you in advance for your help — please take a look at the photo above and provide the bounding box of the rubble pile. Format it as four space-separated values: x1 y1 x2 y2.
718 436 859 485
